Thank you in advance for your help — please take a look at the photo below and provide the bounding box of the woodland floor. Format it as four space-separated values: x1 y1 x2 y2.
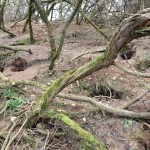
0 21 150 150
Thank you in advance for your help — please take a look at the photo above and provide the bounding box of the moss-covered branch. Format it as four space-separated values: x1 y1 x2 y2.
43 110 106 150
26 12 150 127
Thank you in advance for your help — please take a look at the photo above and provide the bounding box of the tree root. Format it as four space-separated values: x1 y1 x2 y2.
57 93 150 119
1 72 150 119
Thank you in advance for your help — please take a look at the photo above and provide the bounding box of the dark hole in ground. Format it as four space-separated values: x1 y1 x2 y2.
120 51 136 60
90 84 125 99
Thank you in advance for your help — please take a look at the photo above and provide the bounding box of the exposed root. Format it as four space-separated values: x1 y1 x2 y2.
57 93 150 119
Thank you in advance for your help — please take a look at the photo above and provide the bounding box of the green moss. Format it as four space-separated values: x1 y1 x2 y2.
15 38 30 45
43 111 106 150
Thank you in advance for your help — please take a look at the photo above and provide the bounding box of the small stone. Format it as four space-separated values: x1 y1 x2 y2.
72 103 76 107
113 76 116 80
47 82 51 86
11 117 16 122
83 117 86 122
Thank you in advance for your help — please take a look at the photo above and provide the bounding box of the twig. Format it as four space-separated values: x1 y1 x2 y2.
0 102 8 115
5 116 28 150
69 49 105 62
12 131 24 150
0 45 32 54
143 122 150 128
44 130 50 150
1 122 17 150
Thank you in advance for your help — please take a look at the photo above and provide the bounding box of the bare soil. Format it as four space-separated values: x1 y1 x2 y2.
0 21 150 150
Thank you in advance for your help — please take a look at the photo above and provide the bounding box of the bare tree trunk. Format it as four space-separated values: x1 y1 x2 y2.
33 0 83 71
0 0 7 27
22 2 36 33
28 0 34 43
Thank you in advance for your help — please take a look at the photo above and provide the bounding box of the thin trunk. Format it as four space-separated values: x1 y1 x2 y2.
28 0 34 43
0 0 7 27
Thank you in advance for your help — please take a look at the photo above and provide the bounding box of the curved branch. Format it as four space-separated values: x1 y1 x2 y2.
26 12 150 127
57 93 150 119
113 62 150 78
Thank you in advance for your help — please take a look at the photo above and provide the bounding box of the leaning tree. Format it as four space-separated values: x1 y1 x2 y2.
0 7 150 149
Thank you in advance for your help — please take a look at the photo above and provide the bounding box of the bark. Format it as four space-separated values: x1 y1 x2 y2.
26 12 150 127
0 0 7 27
28 0 34 43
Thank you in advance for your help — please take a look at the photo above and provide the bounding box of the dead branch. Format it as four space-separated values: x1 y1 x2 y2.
1 121 17 150
0 45 32 54
0 102 8 115
0 72 47 90
5 116 28 150
113 62 150 78
123 90 150 109
10 14 28 28
69 48 105 62
0 26 16 37
57 93 150 119
0 130 36 149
